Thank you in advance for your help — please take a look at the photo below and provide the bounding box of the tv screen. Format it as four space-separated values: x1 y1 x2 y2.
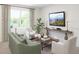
49 11 65 26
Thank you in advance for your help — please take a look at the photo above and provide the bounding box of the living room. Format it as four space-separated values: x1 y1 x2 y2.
0 4 79 54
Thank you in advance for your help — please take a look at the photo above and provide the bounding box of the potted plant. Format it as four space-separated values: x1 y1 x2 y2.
34 18 44 34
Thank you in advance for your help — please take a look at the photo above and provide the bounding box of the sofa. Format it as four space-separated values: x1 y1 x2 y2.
9 32 41 54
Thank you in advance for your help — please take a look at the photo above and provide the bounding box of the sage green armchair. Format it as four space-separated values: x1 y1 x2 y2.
9 32 41 54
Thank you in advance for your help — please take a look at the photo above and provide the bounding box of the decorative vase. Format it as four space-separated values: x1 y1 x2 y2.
64 32 68 40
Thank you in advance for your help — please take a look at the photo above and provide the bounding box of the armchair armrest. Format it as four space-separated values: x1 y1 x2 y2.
52 41 64 48
52 41 67 54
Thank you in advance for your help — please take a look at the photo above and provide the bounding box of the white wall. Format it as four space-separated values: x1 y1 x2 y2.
34 4 79 47
40 4 78 30
34 8 41 25
0 5 2 42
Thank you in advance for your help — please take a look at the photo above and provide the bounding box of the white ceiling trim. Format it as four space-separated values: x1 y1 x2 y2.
8 4 50 8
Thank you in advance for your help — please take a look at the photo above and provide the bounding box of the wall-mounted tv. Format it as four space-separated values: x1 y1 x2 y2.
49 11 65 26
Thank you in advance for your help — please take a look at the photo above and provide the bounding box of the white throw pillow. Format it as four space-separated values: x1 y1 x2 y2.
25 29 36 39
34 34 41 38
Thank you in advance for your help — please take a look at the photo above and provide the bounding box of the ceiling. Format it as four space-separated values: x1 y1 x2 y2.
10 4 50 8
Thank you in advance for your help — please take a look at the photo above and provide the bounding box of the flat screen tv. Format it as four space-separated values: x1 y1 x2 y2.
49 11 65 26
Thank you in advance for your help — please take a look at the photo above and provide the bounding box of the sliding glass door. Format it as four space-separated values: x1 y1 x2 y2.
10 7 31 33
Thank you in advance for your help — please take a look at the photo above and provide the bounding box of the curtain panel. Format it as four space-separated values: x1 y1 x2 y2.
1 5 10 41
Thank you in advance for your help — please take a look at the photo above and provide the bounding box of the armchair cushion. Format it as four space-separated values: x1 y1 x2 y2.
12 33 27 44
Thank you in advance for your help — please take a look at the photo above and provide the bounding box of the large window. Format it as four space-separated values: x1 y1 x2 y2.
10 7 31 33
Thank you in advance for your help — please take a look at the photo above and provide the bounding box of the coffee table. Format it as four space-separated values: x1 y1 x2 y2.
41 37 59 50
41 37 51 50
